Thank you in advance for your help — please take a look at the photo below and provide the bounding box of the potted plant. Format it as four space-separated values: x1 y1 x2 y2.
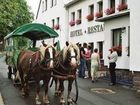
117 3 128 11
54 24 60 30
105 8 115 15
95 11 103 18
69 20 75 26
76 19 81 24
86 14 94 21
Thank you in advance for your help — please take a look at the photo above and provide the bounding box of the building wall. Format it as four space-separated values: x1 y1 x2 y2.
130 0 140 71
104 16 130 69
67 0 104 48
35 0 68 48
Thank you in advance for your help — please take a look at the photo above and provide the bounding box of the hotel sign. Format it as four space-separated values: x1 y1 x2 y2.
87 24 104 34
70 29 83 37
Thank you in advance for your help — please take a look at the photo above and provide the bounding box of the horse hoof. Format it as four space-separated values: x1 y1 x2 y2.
43 99 50 105
67 98 72 103
36 100 41 105
60 99 65 104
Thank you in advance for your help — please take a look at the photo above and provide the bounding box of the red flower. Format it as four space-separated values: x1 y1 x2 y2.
76 19 81 24
105 8 115 15
117 3 128 11
95 11 103 18
54 24 60 30
86 14 94 21
69 20 75 26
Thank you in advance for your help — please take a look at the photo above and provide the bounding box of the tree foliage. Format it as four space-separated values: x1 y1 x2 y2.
0 0 33 40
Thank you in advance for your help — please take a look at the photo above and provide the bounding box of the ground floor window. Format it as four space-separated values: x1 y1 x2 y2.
112 28 123 56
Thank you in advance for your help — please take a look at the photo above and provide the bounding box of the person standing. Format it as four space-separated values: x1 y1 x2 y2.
78 43 87 78
108 47 118 86
90 48 100 82
84 45 92 78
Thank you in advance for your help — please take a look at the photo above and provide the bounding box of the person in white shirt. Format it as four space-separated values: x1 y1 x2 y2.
108 47 118 86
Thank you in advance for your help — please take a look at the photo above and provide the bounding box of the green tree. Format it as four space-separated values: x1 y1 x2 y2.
0 0 33 41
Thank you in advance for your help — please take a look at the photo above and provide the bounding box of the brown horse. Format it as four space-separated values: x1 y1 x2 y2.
52 43 80 104
17 45 56 105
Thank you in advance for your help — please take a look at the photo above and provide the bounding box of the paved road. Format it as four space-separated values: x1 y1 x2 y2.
0 56 140 105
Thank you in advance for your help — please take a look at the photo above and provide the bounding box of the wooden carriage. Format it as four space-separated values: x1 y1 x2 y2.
4 23 58 82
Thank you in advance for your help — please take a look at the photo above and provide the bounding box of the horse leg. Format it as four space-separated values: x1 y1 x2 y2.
67 79 74 103
59 80 65 104
43 77 51 105
35 80 41 105
54 78 60 96
19 70 26 96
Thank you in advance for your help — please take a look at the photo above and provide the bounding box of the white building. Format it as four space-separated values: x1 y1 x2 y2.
35 0 140 89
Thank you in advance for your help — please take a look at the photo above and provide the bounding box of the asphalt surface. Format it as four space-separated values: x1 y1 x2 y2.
0 56 140 105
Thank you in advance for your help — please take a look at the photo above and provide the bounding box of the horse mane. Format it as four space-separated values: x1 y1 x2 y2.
39 44 55 60
63 43 80 64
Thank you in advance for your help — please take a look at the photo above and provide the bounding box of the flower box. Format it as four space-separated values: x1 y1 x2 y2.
86 14 94 21
109 45 122 56
105 8 115 15
117 3 128 11
76 19 81 25
54 24 60 30
95 11 103 18
69 20 75 26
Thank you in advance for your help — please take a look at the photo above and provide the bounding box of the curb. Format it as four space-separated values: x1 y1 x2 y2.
0 93 5 105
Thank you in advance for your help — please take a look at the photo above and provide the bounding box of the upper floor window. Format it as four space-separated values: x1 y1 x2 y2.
76 9 82 24
57 17 59 24
52 19 55 28
45 0 47 10
71 12 75 21
42 1 45 12
121 0 127 4
110 0 115 8
89 4 94 14
117 0 128 11
51 0 57 7
95 1 103 18
87 5 94 21
69 12 75 26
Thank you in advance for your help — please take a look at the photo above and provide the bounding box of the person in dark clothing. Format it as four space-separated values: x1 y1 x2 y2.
78 43 87 78
108 47 118 86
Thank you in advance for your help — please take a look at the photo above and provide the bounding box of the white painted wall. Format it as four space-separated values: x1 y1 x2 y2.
130 0 140 71
35 0 68 49
104 16 130 69
68 0 104 45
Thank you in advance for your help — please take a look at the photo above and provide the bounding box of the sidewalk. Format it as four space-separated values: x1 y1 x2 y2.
0 93 5 105
77 76 140 105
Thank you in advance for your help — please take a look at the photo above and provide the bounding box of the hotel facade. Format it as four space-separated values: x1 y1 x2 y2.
35 0 140 89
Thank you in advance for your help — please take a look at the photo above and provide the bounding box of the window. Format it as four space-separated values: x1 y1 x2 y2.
51 0 57 7
52 19 55 28
77 9 82 19
121 0 127 4
57 17 59 24
76 9 82 24
128 26 130 56
110 0 115 8
72 12 75 21
89 4 94 14
42 1 44 12
95 1 103 18
112 28 123 56
98 1 103 13
45 0 47 10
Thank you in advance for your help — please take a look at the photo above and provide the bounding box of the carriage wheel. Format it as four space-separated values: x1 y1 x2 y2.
8 66 12 79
